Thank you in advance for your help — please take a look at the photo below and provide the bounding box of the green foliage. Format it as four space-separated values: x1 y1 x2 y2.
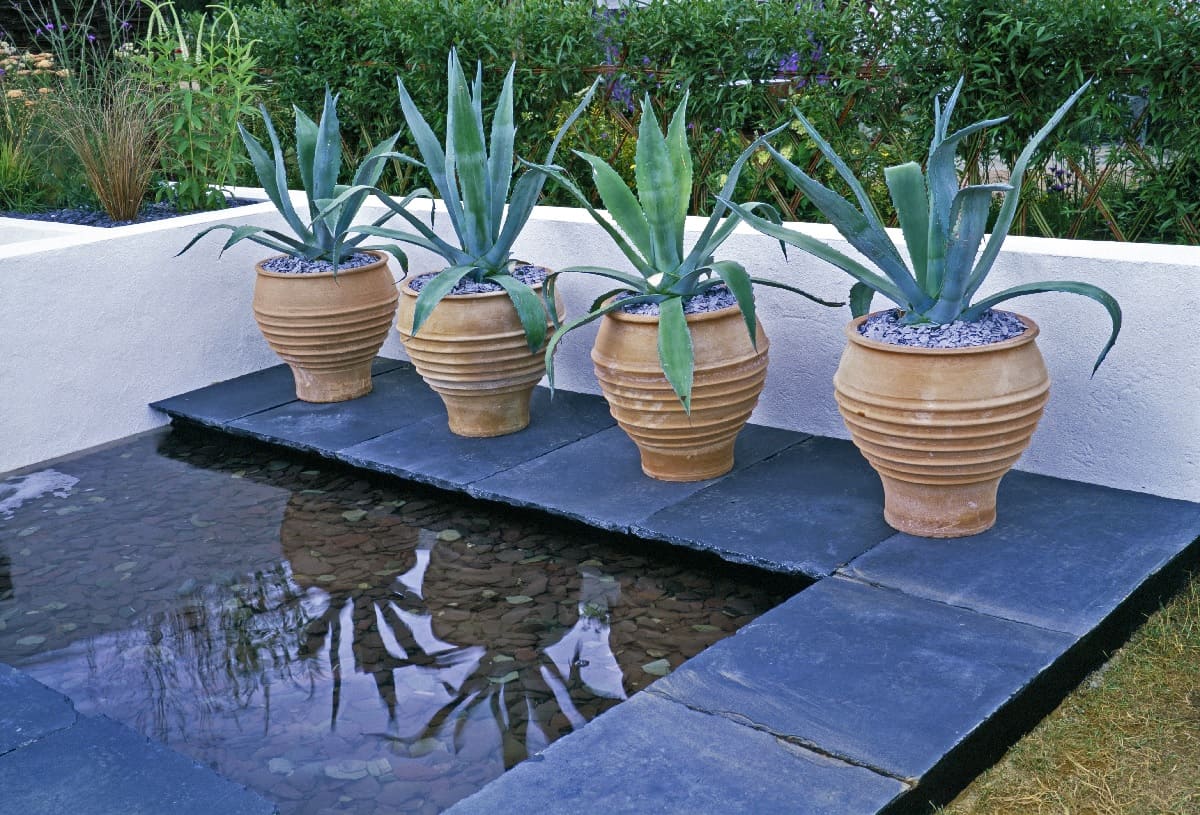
728 81 1122 372
135 1 262 212
354 51 599 351
179 89 416 266
535 94 840 409
229 0 1200 246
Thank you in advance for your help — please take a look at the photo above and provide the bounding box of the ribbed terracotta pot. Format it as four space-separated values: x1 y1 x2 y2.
833 311 1051 538
592 302 769 482
397 277 565 438
253 251 399 403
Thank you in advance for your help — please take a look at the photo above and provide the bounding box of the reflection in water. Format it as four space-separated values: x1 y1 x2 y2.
0 429 795 814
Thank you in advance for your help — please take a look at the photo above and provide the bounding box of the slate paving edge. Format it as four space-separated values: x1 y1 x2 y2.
643 685 913 787
0 708 79 759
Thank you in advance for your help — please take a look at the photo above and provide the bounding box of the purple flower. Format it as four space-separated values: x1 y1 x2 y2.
714 127 723 134
641 56 650 66
120 20 131 30
777 51 801 74
87 33 96 42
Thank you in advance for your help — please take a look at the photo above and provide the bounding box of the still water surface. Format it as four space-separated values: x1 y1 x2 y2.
0 428 793 813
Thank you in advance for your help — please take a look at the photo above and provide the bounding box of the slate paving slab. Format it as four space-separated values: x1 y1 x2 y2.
445 690 908 815
226 364 444 454
650 576 1075 783
0 713 277 815
151 358 406 426
636 436 894 576
340 387 616 490
842 470 1200 636
0 662 76 755
470 423 805 533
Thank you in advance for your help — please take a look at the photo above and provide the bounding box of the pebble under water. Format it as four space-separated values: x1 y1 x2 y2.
0 428 795 814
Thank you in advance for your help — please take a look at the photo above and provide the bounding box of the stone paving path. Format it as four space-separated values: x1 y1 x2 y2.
0 663 276 814
139 359 1200 812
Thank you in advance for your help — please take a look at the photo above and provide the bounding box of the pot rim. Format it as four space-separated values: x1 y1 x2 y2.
601 296 748 325
844 309 1040 355
400 265 553 298
254 249 390 280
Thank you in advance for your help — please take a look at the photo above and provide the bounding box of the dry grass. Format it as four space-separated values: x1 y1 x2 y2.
45 73 166 221
944 572 1200 815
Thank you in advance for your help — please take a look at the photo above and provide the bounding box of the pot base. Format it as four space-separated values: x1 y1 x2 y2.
637 440 737 482
879 474 999 538
440 387 534 438
289 363 373 403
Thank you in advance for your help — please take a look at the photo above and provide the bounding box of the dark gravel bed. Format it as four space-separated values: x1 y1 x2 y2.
616 284 737 316
0 197 261 228
408 264 548 295
860 308 1027 348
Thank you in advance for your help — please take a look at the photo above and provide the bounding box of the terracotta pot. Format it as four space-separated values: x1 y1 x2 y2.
591 302 769 482
833 311 1051 538
397 276 565 438
253 252 399 403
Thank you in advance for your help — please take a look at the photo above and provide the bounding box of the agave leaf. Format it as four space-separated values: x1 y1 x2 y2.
964 81 1092 302
396 75 469 252
589 287 633 312
657 296 694 411
748 276 845 308
492 273 547 351
720 198 909 307
664 92 693 265
239 118 309 244
883 162 930 287
523 159 656 279
790 107 897 251
961 280 1121 373
709 260 756 348
681 124 789 277
480 170 539 270
353 221 469 266
355 242 409 274
544 293 659 393
555 264 648 291
577 152 653 264
762 143 928 309
634 99 680 272
545 78 601 165
447 55 489 258
352 133 402 189
410 264 481 336
848 281 875 317
487 63 517 243
929 183 1011 321
480 80 601 271
925 114 1008 247
310 88 342 204
293 105 319 203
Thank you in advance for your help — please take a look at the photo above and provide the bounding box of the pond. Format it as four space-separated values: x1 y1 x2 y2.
0 427 799 814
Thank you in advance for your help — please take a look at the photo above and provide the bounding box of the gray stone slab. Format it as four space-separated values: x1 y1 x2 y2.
0 714 276 814
151 358 406 426
651 576 1074 781
636 436 894 577
842 471 1200 636
470 423 805 533
339 387 616 490
225 364 444 454
0 663 76 755
445 691 906 815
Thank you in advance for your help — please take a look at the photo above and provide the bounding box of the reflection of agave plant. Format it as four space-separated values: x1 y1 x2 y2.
725 79 1122 371
533 92 840 409
355 51 599 350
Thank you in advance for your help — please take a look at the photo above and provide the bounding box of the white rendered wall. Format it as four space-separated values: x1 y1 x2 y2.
3 194 1197 504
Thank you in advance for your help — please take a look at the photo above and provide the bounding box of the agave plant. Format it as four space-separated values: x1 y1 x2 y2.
724 79 1122 372
531 92 840 410
179 88 417 267
353 51 599 351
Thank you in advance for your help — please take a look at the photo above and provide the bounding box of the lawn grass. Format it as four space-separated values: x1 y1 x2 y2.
944 571 1200 815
